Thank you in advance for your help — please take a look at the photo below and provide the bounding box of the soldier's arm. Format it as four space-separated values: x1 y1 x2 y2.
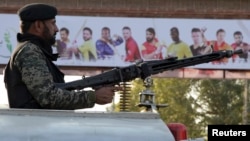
15 43 95 110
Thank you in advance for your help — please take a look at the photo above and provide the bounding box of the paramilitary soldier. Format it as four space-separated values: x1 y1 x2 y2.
4 3 121 109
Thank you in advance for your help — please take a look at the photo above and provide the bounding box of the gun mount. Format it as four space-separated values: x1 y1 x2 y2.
137 77 168 113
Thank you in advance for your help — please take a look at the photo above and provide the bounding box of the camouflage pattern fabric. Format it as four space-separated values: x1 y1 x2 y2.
14 42 96 109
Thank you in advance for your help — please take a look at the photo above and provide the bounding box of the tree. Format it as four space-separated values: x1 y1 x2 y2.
194 79 244 125
114 78 246 139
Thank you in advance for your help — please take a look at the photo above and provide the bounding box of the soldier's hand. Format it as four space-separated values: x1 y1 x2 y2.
95 86 122 105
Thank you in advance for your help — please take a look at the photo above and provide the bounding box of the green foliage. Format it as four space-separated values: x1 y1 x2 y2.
194 79 244 125
153 78 203 138
123 77 246 139
127 77 204 138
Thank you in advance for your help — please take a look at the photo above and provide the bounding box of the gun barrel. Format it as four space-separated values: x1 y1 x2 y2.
145 50 237 77
233 49 243 55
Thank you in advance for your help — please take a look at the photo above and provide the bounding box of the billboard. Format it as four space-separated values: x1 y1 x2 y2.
0 13 250 70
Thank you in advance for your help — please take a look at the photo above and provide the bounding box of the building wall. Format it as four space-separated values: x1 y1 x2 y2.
0 0 249 19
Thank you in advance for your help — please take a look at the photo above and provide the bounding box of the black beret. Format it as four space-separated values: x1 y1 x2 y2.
17 3 57 21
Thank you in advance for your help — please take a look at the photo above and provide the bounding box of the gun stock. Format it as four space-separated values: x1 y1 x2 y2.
55 49 242 91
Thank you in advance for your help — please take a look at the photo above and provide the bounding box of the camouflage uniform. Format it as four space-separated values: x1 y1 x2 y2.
5 40 96 109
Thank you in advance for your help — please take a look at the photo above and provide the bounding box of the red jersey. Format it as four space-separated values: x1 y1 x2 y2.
141 38 163 60
207 40 232 64
124 37 141 62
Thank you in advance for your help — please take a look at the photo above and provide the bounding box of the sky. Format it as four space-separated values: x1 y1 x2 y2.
0 74 120 111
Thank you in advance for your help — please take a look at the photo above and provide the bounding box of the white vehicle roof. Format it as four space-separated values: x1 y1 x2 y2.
0 108 175 141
